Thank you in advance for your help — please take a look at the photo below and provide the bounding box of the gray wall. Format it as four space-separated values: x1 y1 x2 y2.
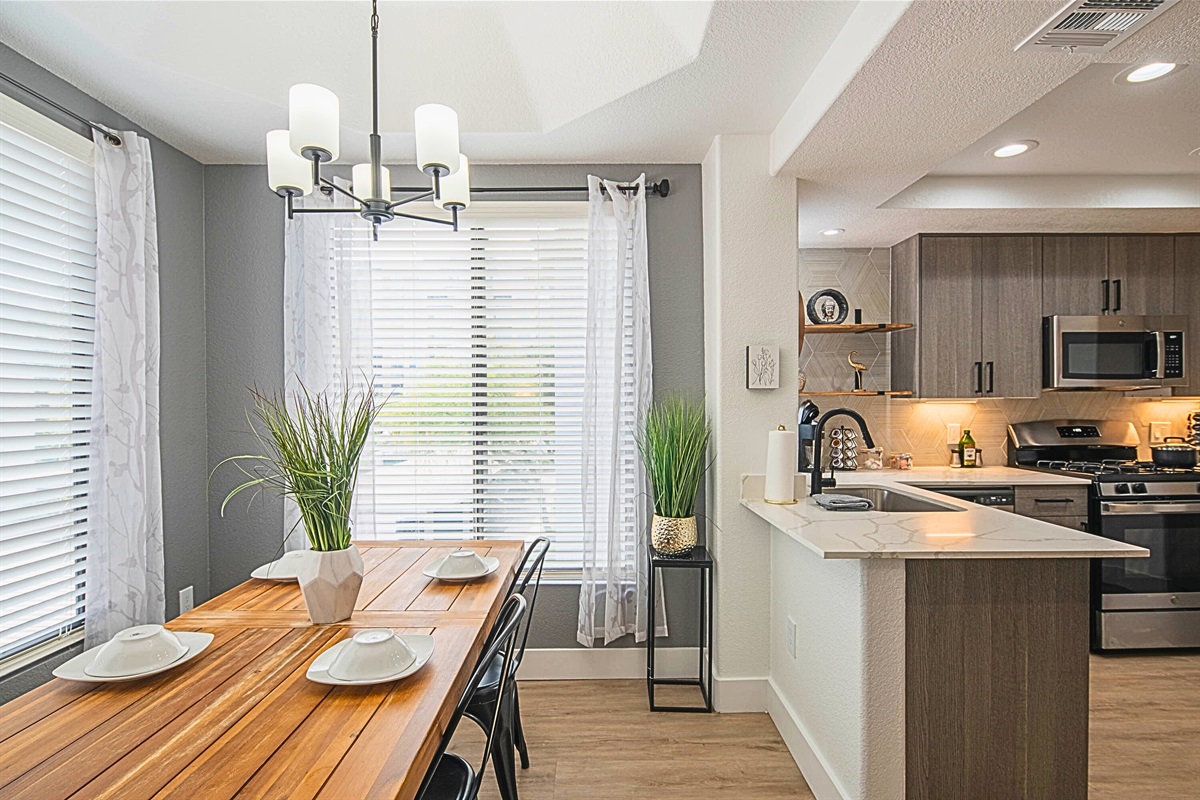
204 163 706 648
0 45 209 700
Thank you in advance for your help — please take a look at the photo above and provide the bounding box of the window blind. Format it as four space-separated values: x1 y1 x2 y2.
333 202 631 573
0 99 96 661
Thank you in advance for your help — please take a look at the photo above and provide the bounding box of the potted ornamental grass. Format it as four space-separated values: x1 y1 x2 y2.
216 382 381 623
637 397 712 556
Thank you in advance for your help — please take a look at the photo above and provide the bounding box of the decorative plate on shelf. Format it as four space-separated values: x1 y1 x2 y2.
806 289 849 325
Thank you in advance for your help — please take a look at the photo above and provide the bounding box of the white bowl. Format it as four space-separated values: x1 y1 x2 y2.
84 624 189 678
251 549 310 581
436 550 486 579
327 628 417 682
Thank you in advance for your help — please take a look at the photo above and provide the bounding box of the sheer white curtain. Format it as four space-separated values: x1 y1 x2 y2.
577 175 656 647
282 183 376 551
85 130 164 647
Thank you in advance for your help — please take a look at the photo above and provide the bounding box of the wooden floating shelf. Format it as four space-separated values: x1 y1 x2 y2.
805 323 914 334
799 390 914 397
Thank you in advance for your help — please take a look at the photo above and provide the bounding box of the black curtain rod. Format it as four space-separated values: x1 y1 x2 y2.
389 180 670 198
0 71 122 146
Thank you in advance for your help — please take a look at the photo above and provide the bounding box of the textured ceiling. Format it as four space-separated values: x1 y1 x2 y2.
0 0 857 164
783 0 1200 248
932 63 1200 177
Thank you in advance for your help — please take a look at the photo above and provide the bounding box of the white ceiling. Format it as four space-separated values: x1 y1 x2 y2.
931 63 1200 177
783 0 1200 248
0 0 857 165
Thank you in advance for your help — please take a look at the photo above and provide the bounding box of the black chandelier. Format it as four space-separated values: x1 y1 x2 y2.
265 0 469 238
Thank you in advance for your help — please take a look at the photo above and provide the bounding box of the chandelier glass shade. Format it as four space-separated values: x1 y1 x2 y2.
265 0 469 235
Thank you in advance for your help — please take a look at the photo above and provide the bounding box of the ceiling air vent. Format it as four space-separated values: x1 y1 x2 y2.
1016 0 1179 52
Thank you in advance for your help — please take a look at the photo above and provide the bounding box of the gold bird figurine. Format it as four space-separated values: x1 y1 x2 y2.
848 351 867 392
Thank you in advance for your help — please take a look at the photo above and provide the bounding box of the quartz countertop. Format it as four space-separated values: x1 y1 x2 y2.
740 468 1148 560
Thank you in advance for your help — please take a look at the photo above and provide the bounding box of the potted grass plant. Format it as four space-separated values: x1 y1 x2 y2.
637 397 712 556
216 383 381 624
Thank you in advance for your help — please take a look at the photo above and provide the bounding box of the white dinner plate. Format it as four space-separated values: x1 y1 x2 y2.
52 632 215 683
251 549 309 582
421 556 501 583
306 634 436 686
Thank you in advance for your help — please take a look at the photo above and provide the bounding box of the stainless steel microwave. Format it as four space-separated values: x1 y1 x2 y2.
1043 315 1186 390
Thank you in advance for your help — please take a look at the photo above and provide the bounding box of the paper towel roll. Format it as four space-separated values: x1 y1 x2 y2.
765 425 798 505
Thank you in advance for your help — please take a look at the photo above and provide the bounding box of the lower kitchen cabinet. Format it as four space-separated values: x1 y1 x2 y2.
1015 485 1089 532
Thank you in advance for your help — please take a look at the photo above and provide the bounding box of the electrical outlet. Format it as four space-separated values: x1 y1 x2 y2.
179 585 194 614
1149 421 1170 444
947 423 961 446
786 616 797 660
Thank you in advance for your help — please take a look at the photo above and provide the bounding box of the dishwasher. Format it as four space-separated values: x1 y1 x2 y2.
914 485 1015 512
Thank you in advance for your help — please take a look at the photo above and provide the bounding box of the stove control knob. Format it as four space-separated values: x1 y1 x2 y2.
1115 483 1131 494
1132 483 1148 494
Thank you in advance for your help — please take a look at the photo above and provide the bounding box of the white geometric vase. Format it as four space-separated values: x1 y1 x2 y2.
295 544 364 624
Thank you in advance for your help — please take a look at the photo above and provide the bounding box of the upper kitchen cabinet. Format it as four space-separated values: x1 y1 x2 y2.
1042 234 1175 316
1174 234 1200 396
891 235 1042 398
1042 236 1108 315
1106 236 1176 315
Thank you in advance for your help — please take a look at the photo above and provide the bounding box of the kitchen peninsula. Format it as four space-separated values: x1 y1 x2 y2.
742 468 1147 800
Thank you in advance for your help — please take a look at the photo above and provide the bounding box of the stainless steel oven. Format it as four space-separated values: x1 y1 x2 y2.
1043 314 1186 390
1093 497 1200 650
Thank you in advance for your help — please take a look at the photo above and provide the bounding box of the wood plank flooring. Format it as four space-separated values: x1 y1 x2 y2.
453 680 815 800
1089 651 1200 800
453 651 1199 800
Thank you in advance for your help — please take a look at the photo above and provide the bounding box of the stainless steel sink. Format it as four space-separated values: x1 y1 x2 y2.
830 486 965 513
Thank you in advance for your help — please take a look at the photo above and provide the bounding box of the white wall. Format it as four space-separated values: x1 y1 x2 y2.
701 134 798 704
769 530 905 799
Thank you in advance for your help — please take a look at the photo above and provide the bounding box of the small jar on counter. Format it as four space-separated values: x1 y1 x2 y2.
895 452 913 470
864 447 884 470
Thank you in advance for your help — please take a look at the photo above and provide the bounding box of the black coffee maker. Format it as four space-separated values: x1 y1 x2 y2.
797 400 820 470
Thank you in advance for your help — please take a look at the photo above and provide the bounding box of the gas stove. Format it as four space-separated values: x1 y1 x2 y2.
1009 419 1200 651
1008 419 1200 497
1022 459 1200 496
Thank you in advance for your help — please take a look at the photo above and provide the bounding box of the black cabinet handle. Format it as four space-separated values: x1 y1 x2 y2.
1034 498 1075 503
1101 279 1110 313
986 361 994 394
974 361 983 394
1113 279 1122 312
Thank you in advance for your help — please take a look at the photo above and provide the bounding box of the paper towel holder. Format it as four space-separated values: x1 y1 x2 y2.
764 424 799 505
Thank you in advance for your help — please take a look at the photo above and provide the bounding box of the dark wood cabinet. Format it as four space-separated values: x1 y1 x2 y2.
1106 235 1175 315
981 237 1043 398
1042 235 1174 316
1174 234 1200 396
891 235 1041 398
1041 236 1108 316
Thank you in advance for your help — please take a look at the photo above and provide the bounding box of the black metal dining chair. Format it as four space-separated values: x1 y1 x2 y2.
464 537 550 800
417 593 527 800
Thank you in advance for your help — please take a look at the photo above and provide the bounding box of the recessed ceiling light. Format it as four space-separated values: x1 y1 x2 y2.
991 140 1039 159
1124 62 1177 83
820 228 844 236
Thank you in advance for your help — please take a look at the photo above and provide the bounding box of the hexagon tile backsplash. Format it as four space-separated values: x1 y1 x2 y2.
820 394 1199 468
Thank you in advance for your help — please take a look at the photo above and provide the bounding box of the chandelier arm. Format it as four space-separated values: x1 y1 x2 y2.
289 208 364 215
389 210 456 227
386 190 435 209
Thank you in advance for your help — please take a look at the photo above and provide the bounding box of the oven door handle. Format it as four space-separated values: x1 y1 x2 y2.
1101 501 1200 516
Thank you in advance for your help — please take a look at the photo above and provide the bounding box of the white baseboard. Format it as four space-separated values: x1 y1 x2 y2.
767 677 848 800
518 646 698 681
711 673 768 712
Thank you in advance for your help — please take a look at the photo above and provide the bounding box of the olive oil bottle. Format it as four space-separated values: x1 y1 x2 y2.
958 429 978 468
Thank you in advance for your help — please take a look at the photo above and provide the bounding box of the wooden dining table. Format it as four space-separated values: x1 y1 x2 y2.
0 539 525 800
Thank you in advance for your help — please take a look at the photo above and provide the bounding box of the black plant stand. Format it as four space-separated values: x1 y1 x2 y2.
646 545 714 713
